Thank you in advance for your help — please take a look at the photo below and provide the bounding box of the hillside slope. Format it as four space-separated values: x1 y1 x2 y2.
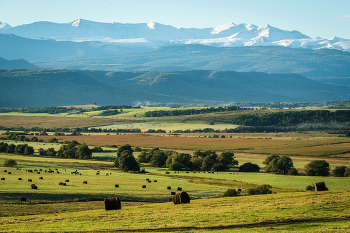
1 69 349 108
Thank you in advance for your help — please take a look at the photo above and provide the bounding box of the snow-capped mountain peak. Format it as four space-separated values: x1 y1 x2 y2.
147 22 155 29
211 22 236 34
0 21 11 29
0 19 349 52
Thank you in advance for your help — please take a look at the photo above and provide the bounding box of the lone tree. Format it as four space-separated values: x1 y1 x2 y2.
114 150 140 172
332 166 347 177
3 159 17 167
304 160 330 176
263 154 294 175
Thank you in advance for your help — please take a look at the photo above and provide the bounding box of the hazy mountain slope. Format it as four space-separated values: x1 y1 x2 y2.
36 45 350 78
0 57 39 69
1 69 349 108
0 33 153 61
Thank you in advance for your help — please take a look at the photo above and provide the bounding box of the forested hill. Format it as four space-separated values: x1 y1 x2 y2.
1 69 349 108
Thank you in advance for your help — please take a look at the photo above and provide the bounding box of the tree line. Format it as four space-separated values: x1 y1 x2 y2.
144 106 244 117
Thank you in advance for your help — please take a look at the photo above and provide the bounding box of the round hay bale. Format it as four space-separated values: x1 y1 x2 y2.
167 186 171 190
154 180 157 182
142 185 146 188
177 187 182 191
171 192 176 195
115 184 119 188
314 181 328 191
65 180 69 182
37 172 40 174
4 170 7 172
1 178 5 180
18 178 22 180
173 192 190 204
28 179 32 182
8 172 11 174
39 177 43 180
83 181 87 184
104 197 121 210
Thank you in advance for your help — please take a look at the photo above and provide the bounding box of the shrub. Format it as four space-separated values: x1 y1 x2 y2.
3 159 17 167
223 189 239 197
304 160 330 176
239 162 260 172
287 168 298 176
134 146 142 152
306 184 315 191
332 166 347 177
247 184 272 195
263 154 294 175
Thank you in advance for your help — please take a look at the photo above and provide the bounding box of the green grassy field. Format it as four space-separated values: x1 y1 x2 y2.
1 190 349 232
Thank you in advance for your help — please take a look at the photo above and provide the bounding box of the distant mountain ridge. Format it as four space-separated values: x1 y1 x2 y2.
1 69 349 108
1 19 349 51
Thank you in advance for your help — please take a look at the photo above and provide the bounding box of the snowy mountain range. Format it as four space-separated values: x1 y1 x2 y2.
1 19 350 51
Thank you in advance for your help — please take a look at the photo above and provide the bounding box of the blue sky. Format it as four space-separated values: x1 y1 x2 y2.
1 0 349 39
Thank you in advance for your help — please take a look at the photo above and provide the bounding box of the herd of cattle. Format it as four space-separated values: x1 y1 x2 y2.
1 168 190 208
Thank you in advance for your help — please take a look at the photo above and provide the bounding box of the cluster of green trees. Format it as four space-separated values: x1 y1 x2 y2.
3 159 17 167
0 142 34 155
263 154 298 175
56 142 92 159
233 100 350 109
97 109 120 116
137 148 238 172
231 110 350 127
144 106 244 117
146 129 167 133
92 105 140 110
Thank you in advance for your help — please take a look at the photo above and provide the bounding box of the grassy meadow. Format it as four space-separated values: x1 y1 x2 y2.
1 106 350 232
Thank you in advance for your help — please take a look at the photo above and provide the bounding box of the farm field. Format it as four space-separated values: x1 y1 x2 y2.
1 106 350 232
1 190 350 232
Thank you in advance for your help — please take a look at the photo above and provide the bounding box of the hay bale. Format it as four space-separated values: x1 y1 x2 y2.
165 172 170 174
115 184 119 188
8 172 11 174
173 192 190 205
104 197 121 210
21 197 26 203
39 177 43 180
154 180 157 182
37 172 40 174
314 181 328 191
65 180 69 182
18 178 22 180
28 179 32 182
171 192 176 195
177 187 182 191
1 178 5 180
148 180 151 183
59 182 63 185
142 185 146 188
33 186 37 189
83 181 87 184
167 186 171 190
4 170 7 172
63 183 66 186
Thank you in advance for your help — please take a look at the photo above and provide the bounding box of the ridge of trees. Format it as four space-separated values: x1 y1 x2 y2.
144 106 244 117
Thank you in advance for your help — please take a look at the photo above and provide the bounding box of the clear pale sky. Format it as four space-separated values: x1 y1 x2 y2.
1 0 349 39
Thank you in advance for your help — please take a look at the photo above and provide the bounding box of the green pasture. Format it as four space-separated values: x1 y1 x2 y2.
147 167 350 192
0 190 349 232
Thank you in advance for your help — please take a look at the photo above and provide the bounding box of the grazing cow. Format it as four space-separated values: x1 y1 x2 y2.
20 197 26 204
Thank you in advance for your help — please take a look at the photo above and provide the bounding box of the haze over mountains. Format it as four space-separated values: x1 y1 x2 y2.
0 19 350 107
